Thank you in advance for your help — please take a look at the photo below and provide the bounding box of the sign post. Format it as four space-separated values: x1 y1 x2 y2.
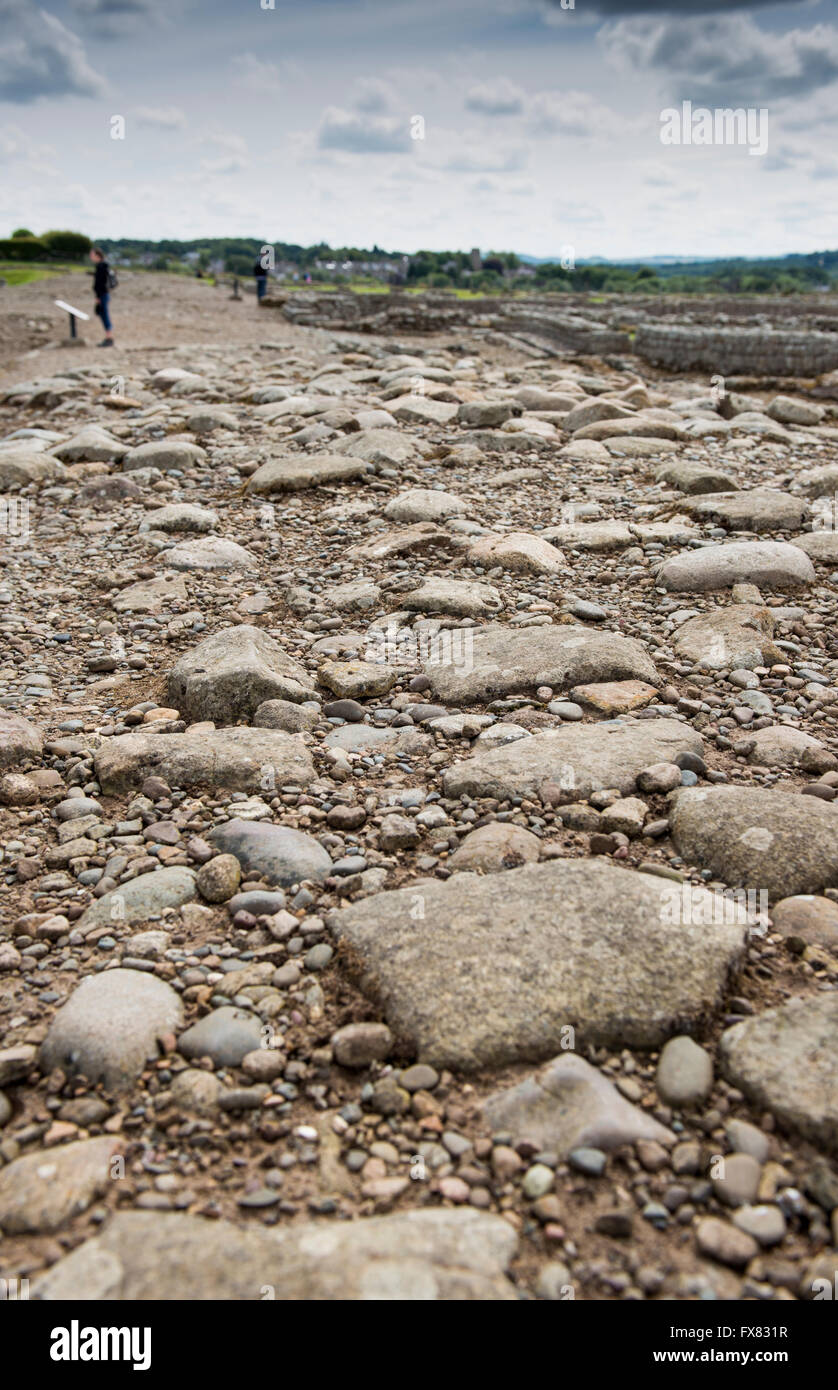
54 299 90 341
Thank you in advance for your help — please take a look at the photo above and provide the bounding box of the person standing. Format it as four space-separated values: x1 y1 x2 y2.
253 255 268 301
90 246 114 346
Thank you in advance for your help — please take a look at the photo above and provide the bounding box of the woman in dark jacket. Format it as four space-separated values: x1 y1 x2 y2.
89 246 114 346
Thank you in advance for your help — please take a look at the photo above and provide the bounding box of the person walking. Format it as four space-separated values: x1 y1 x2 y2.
253 255 268 301
90 246 114 346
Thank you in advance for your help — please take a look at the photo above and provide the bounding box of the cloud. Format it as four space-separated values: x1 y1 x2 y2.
0 0 108 102
601 14 838 104
465 77 525 115
351 77 396 112
317 106 412 153
232 52 282 93
70 0 172 36
0 120 55 163
440 141 527 173
134 105 186 128
200 132 249 175
550 0 816 11
528 89 636 138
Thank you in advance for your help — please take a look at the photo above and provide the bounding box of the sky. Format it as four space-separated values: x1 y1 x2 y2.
1 0 838 259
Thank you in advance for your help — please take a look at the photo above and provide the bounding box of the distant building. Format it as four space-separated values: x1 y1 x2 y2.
470 247 481 270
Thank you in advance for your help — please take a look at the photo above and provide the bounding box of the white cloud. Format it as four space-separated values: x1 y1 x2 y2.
351 77 396 112
134 105 186 129
232 52 282 93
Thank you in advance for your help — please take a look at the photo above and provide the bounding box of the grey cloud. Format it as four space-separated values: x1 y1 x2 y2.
0 0 108 102
556 0 816 11
601 13 838 104
317 106 412 153
352 77 396 113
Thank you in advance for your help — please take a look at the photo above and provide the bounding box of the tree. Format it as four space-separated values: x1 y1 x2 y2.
11 227 34 238
41 230 92 260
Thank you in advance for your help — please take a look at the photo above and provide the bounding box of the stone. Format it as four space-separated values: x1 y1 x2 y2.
252 699 319 733
332 1022 393 1068
673 605 777 671
789 531 838 564
0 1137 121 1234
178 1007 264 1067
721 994 838 1152
77 866 197 931
571 680 658 714
655 459 738 494
448 822 541 872
467 532 565 575
712 1153 762 1207
655 1036 713 1107
0 712 42 770
111 573 188 614
401 578 501 618
766 395 824 426
247 454 368 493
657 541 815 592
384 489 467 522
771 896 838 952
40 970 183 1090
318 660 398 699
389 394 459 426
669 786 838 899
424 623 658 705
328 859 746 1069
746 725 827 770
681 489 807 532
483 1053 673 1156
348 523 460 562
696 1217 758 1268
196 854 241 903
0 449 66 488
443 718 703 803
326 581 381 613
731 1205 786 1246
165 536 257 571
54 425 128 462
138 503 218 533
168 626 317 722
122 440 207 471
208 818 332 887
32 1207 518 1300
0 1044 37 1085
95 728 314 794
169 1069 224 1115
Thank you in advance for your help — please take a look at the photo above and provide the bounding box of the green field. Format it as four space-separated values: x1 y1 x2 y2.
0 261 86 286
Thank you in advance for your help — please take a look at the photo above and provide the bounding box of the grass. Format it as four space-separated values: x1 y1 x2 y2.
0 261 87 286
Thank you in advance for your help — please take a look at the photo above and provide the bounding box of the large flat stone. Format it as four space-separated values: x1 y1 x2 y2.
77 866 197 931
468 532 565 574
672 605 777 671
94 727 314 794
248 454 368 494
657 541 815 592
111 573 188 614
401 577 501 618
208 818 332 887
721 995 838 1152
442 718 702 803
790 531 838 564
40 969 183 1090
0 450 66 489
0 712 42 770
53 425 128 462
0 1137 121 1234
384 489 467 522
122 440 207 471
168 625 317 722
424 623 658 705
681 489 807 532
164 536 257 571
669 786 838 899
328 859 745 1069
32 1207 518 1300
655 460 738 495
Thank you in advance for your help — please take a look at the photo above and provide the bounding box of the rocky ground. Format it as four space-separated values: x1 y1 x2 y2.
0 272 837 1302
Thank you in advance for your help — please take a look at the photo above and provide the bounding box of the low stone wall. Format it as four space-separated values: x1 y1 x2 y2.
633 323 838 377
